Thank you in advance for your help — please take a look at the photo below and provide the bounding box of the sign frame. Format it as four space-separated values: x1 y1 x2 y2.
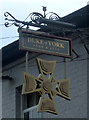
19 29 72 58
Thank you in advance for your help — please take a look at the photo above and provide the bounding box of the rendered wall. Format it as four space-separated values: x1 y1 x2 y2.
0 49 2 119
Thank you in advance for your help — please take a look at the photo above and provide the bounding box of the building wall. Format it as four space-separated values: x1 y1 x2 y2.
0 49 2 119
2 37 88 118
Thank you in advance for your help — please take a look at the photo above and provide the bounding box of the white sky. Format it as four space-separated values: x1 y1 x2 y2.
0 0 88 48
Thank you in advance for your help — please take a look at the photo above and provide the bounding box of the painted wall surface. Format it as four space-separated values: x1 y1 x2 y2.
0 49 2 119
2 37 88 118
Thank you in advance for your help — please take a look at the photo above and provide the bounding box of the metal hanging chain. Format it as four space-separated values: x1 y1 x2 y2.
64 58 67 79
63 32 67 79
26 51 29 72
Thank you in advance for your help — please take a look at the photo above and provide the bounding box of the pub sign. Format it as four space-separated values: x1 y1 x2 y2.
19 28 72 58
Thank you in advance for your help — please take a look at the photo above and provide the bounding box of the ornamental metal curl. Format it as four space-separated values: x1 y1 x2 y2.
30 12 44 24
4 12 21 27
4 22 14 27
46 12 61 21
4 12 16 20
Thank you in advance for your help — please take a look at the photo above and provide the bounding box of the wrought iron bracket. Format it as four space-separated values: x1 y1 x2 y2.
4 9 76 30
4 12 44 28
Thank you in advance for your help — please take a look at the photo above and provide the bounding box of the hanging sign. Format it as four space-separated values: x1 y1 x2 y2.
19 29 72 58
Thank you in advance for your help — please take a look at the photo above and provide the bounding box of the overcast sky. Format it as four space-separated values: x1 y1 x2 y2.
0 0 88 48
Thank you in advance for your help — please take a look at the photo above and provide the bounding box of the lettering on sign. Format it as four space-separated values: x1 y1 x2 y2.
19 29 72 58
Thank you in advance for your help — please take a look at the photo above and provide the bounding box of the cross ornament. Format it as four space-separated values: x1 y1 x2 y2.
22 58 71 114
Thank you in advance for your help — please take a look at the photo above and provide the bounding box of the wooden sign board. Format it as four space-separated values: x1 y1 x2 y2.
19 29 72 58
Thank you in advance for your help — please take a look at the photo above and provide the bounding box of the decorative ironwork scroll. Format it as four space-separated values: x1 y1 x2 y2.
4 9 76 30
4 11 61 29
22 58 71 115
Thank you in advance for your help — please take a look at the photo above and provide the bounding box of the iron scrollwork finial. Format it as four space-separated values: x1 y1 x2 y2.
42 6 47 18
